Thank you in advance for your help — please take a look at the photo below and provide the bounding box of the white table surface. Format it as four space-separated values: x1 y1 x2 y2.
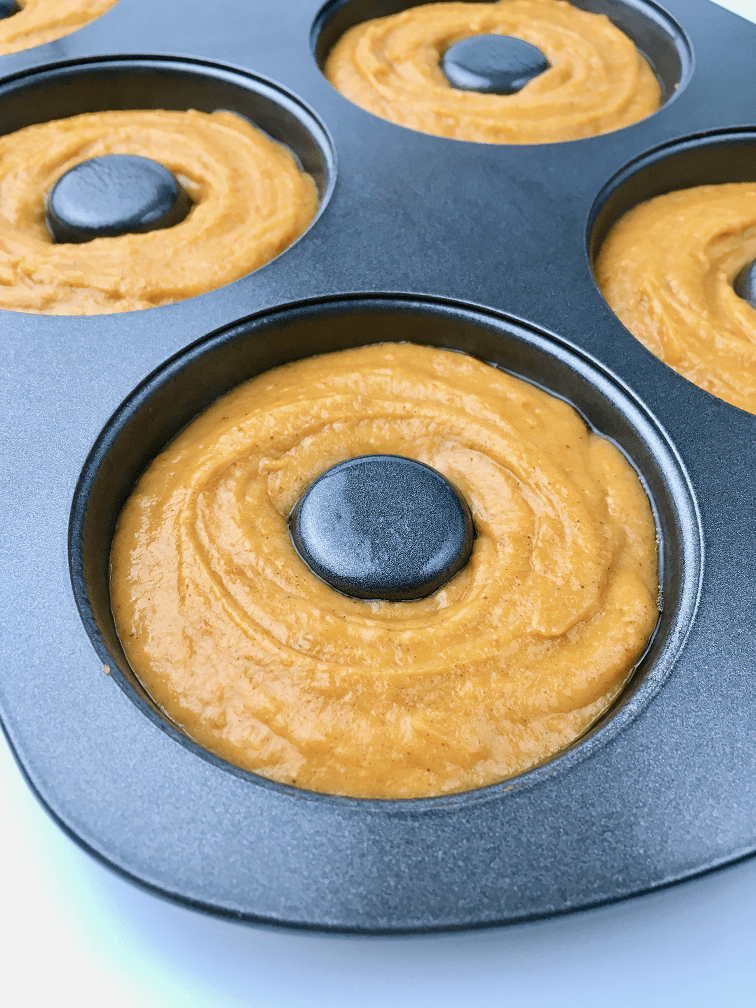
4 1 756 1004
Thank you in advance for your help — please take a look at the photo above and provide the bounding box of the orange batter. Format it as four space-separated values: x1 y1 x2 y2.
0 109 318 314
597 182 756 415
325 0 661 144
111 343 659 798
0 0 117 56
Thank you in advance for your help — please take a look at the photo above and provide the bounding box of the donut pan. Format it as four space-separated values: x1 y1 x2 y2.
2 0 756 933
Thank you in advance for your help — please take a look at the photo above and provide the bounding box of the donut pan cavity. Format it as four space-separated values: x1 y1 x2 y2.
313 0 693 103
0 54 334 223
70 297 701 787
2 0 756 932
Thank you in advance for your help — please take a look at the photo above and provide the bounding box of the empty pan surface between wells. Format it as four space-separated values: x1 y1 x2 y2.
1 0 755 931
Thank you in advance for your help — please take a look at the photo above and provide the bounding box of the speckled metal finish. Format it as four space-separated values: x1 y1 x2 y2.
46 154 191 243
441 34 550 94
289 454 475 600
1 0 755 933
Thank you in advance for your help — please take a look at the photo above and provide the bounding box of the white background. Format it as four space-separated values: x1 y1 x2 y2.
3 1 756 1005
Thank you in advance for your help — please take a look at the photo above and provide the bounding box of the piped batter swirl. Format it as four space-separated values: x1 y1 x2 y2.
111 344 659 798
325 0 662 144
0 109 318 314
0 0 118 56
597 182 756 415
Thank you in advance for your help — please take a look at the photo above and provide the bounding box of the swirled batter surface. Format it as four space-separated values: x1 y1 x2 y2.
597 183 756 415
111 344 659 798
0 109 317 314
0 0 117 56
324 0 661 144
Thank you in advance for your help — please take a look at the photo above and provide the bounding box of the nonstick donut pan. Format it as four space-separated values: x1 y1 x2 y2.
2 0 756 932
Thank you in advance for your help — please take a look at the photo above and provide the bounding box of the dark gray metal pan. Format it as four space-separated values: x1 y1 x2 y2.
1 0 755 931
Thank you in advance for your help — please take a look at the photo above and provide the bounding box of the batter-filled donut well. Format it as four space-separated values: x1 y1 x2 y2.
110 343 659 799
596 182 756 416
0 109 318 314
0 0 118 56
324 0 662 144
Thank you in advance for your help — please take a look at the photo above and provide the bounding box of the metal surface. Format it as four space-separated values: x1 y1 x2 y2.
441 35 550 94
289 453 475 601
0 0 19 21
1 0 755 933
734 258 756 308
46 154 192 243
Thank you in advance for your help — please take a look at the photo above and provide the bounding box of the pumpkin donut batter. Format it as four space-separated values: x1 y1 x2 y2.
0 109 318 314
596 183 756 415
324 0 662 144
0 0 117 56
111 343 659 799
